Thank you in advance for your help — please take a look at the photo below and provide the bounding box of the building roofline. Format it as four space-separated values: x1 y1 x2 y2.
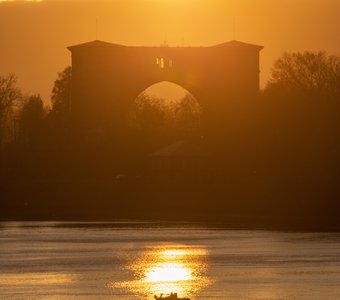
212 40 264 50
67 40 126 51
67 39 264 52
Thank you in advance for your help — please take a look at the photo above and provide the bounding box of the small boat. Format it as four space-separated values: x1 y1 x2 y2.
154 292 190 300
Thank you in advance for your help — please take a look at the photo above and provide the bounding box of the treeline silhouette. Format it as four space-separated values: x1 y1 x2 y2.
1 51 340 229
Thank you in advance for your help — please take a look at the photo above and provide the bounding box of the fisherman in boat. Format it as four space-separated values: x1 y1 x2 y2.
154 292 190 300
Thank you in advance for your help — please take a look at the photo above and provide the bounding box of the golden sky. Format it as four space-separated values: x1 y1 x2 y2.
0 0 340 103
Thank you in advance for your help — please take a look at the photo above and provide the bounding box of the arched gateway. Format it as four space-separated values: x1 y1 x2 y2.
68 40 263 132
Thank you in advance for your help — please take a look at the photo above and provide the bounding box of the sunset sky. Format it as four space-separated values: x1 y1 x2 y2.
1 0 340 104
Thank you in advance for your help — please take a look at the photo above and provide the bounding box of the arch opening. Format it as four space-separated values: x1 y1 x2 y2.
130 81 201 132
129 81 202 151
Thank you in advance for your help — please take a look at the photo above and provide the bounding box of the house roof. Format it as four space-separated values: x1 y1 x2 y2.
67 40 126 51
150 140 209 158
212 40 264 51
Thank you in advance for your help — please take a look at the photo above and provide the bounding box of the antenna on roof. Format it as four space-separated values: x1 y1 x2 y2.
162 33 168 47
233 16 236 40
95 18 99 40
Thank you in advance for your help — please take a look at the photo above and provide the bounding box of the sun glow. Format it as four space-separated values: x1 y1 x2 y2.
162 249 187 257
145 262 192 283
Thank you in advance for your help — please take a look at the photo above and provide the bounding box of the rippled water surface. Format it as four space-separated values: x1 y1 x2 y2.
1 222 340 299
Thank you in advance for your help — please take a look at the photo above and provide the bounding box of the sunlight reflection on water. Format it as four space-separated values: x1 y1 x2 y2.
2 223 340 299
111 244 211 299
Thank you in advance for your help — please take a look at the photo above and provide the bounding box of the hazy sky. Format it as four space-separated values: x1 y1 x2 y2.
1 0 340 103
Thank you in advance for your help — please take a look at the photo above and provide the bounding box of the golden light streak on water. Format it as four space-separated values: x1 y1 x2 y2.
111 244 211 299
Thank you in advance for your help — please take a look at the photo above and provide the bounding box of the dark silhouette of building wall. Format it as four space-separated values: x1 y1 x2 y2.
68 40 263 133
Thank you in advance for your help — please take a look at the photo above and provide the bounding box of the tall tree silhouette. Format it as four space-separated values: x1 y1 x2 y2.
266 51 340 100
133 92 168 131
173 93 201 127
51 66 72 116
48 66 72 147
0 74 21 148
19 94 45 147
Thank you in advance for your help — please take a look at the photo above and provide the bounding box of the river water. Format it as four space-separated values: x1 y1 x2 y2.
1 222 340 299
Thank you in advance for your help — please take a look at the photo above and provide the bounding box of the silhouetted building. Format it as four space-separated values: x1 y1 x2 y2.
67 40 264 135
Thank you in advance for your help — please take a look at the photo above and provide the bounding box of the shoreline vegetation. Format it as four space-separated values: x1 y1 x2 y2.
1 51 340 231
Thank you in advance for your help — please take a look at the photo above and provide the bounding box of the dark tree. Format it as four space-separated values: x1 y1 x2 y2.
48 66 72 145
19 94 45 146
132 92 168 131
261 51 340 216
0 74 21 147
173 93 201 126
266 51 340 99
51 66 72 116
133 92 201 129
